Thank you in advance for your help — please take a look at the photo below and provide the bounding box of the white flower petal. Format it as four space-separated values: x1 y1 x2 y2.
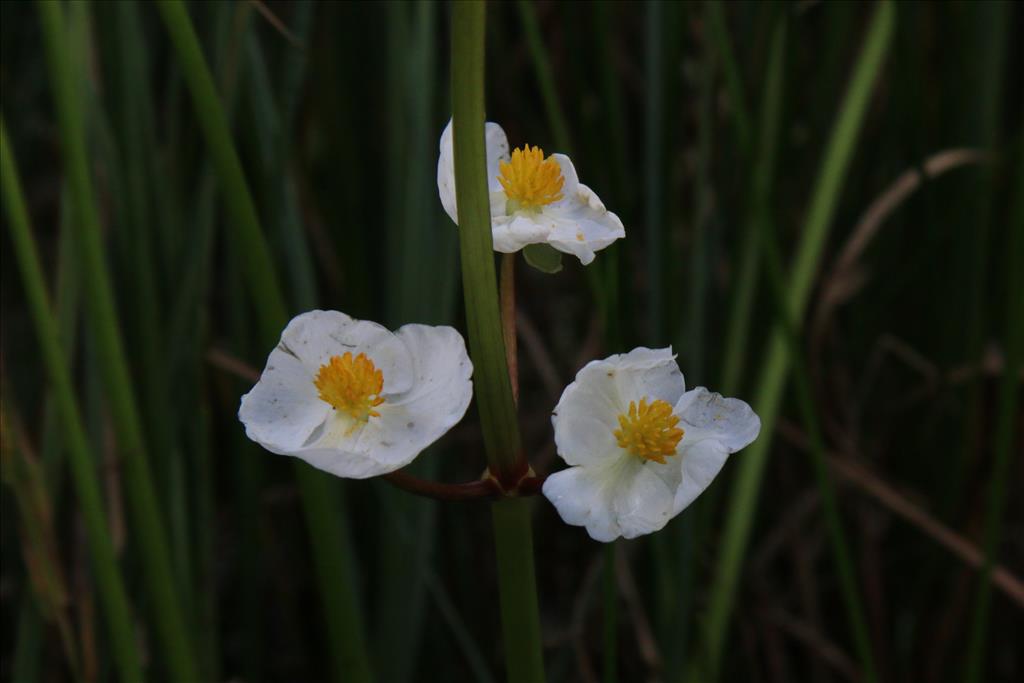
238 348 331 454
485 122 511 192
438 120 458 222
675 387 761 452
279 310 413 394
605 347 686 407
542 460 625 542
546 153 581 209
543 457 676 542
491 213 552 254
282 444 396 479
612 463 677 539
537 155 624 264
286 323 473 478
547 184 626 265
608 346 677 371
670 438 730 516
552 360 629 467
437 119 510 224
390 323 474 408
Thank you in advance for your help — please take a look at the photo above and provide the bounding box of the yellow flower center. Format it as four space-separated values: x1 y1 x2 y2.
314 352 384 422
497 145 564 212
613 398 684 464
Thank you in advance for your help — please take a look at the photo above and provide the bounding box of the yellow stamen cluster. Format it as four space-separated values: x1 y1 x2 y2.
613 398 684 464
314 352 384 422
497 145 564 211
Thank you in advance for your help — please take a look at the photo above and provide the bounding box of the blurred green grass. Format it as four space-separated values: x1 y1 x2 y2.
2 1 1021 681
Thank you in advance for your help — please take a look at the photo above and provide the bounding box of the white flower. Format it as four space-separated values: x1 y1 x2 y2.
437 119 625 265
542 348 760 541
239 310 473 479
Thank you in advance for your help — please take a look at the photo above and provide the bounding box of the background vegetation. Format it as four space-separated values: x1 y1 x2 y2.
1 1 1021 681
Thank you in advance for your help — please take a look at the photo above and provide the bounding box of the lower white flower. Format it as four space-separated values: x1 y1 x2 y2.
543 347 760 542
239 310 473 479
437 119 625 265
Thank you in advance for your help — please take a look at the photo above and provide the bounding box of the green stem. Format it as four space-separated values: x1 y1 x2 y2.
36 4 201 679
155 2 373 680
2 119 144 683
695 3 895 680
451 4 545 681
963 139 1024 682
491 499 546 682
450 0 523 483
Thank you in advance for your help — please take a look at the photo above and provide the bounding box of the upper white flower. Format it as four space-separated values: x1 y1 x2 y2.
437 119 625 265
542 348 760 542
239 310 473 479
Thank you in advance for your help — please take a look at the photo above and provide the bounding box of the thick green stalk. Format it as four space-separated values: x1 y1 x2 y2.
36 4 201 680
2 120 144 683
155 2 373 681
491 499 546 682
451 0 522 481
451 3 545 681
695 4 895 680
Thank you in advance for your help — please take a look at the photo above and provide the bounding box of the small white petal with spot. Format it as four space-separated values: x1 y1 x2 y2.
238 348 331 454
540 156 625 265
674 387 761 452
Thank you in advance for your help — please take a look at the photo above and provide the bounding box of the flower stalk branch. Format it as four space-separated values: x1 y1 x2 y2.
382 469 547 502
382 471 501 501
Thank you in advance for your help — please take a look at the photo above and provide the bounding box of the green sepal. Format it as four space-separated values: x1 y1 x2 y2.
522 243 563 274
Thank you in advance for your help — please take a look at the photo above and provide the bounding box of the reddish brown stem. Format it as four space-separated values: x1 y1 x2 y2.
381 470 501 501
381 468 548 502
500 252 519 405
